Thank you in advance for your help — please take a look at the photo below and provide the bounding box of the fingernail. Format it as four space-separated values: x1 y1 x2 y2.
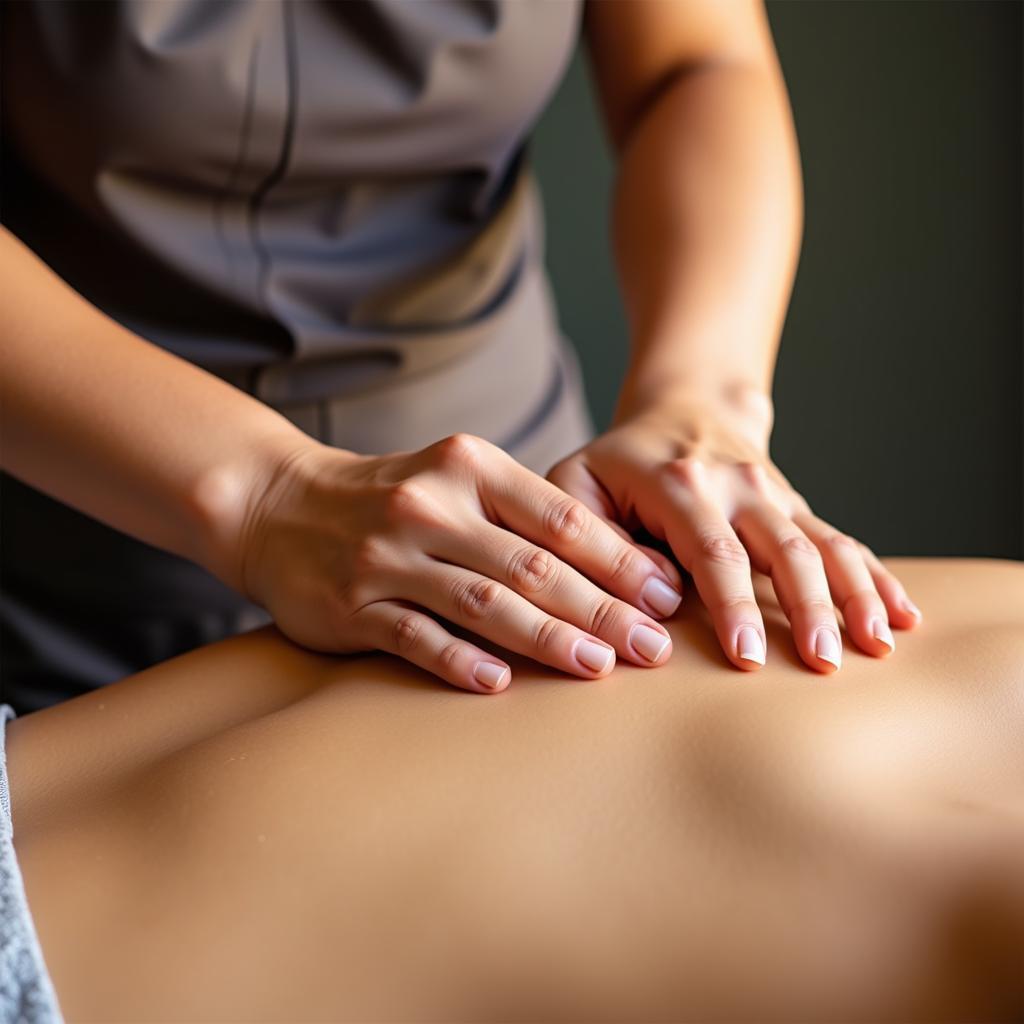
902 599 922 620
814 629 842 669
629 623 671 663
736 626 765 666
871 618 895 652
641 577 682 618
574 638 615 673
473 662 508 690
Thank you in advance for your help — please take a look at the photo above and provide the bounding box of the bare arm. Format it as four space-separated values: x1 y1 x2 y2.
585 0 802 419
0 226 311 587
0 226 688 690
549 1 921 676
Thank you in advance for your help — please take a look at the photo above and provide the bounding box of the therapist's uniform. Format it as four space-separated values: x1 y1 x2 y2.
0 0 594 712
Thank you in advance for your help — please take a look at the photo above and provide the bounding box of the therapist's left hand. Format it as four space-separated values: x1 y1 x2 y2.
547 392 922 674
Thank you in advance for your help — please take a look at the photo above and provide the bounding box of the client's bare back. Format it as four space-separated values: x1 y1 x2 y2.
8 559 1024 1021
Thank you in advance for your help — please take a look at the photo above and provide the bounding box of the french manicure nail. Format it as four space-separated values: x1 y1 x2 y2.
871 618 895 652
629 623 671 663
902 599 922 620
737 626 765 666
473 662 508 690
575 638 615 673
815 629 842 669
641 576 682 618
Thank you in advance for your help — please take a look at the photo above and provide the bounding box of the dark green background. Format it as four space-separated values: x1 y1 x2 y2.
530 0 1022 560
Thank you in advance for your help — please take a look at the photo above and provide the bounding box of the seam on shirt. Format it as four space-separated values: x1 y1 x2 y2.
213 33 262 299
247 0 299 319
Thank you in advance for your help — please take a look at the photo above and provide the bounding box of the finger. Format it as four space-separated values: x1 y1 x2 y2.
403 559 618 680
733 502 843 674
791 512 896 656
855 540 923 629
634 543 685 596
546 454 618 521
656 460 766 672
431 520 673 667
548 456 685 600
357 600 512 694
485 459 683 621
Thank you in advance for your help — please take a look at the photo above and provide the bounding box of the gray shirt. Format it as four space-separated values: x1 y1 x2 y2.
2 0 582 394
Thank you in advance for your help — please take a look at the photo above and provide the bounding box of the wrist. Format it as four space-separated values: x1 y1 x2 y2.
614 373 775 449
185 427 342 597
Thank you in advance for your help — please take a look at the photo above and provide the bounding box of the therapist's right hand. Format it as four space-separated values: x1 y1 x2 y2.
227 433 684 693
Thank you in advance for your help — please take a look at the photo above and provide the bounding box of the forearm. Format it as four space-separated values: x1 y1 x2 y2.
0 226 315 589
609 59 803 425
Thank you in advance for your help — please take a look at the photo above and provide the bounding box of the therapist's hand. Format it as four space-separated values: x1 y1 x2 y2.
233 433 684 694
546 392 922 674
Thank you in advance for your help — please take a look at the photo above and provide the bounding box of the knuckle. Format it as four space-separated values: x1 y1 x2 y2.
453 577 503 620
607 546 641 587
662 455 705 488
392 612 422 654
434 432 488 471
714 593 757 615
697 533 749 569
533 616 562 653
824 531 859 555
351 535 391 575
438 641 462 673
587 597 622 638
508 545 557 594
840 587 882 615
793 596 836 619
384 480 440 526
544 497 589 545
778 533 821 560
738 460 766 485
